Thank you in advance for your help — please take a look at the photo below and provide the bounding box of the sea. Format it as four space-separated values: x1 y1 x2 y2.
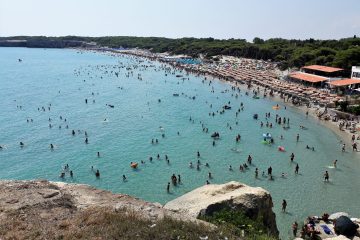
0 47 359 239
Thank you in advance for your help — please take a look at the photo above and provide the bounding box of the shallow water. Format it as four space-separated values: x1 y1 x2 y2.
0 47 359 239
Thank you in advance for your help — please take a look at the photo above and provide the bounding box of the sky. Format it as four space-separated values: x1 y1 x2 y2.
0 0 359 41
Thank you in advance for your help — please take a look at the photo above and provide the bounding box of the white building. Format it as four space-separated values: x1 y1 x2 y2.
351 66 360 79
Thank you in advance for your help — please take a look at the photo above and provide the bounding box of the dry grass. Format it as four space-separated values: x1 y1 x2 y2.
0 207 242 240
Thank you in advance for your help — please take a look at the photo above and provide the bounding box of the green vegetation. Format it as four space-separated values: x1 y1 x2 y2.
199 209 278 240
1 35 360 71
347 105 360 115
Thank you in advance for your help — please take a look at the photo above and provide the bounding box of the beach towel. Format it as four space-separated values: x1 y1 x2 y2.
320 225 333 235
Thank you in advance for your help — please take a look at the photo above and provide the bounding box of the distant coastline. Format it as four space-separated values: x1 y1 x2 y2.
1 35 359 72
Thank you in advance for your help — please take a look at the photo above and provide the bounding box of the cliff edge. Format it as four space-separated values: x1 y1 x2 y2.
165 181 279 237
0 180 278 239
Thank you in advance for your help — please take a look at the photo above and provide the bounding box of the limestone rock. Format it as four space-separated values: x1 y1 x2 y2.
164 181 279 236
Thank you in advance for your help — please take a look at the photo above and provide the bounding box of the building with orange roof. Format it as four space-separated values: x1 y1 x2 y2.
301 65 344 77
329 78 360 87
287 72 328 87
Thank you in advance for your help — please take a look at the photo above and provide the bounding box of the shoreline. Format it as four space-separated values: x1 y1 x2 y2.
94 47 358 148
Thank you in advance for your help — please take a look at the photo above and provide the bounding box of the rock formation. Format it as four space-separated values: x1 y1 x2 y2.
0 180 279 239
164 181 279 236
0 179 200 223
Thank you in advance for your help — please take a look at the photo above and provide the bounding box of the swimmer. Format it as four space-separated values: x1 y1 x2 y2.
70 171 73 178
255 168 259 178
206 180 210 185
123 175 127 181
189 162 193 168
20 142 24 147
324 171 329 182
85 138 88 144
247 155 252 164
290 153 295 161
167 182 170 192
295 164 299 174
95 170 100 178
205 162 209 167
229 165 233 171
282 199 287 212
353 142 358 151
97 152 100 157
197 151 200 158
333 160 337 168
208 172 212 179
50 143 54 150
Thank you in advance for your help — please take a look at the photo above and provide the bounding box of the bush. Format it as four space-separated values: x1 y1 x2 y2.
199 209 278 240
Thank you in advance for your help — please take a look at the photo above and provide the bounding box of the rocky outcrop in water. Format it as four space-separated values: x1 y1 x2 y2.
164 181 279 237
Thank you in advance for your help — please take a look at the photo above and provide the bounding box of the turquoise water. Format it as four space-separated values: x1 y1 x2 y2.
0 47 359 239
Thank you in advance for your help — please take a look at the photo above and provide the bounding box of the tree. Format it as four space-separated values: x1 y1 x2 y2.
253 37 265 44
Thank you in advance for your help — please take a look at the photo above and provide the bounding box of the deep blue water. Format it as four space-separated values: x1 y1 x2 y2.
0 47 359 239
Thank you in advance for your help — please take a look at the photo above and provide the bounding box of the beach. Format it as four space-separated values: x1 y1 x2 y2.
0 47 359 239
112 48 359 146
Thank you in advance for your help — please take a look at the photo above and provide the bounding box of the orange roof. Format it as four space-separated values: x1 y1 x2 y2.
289 73 328 83
302 65 343 73
329 78 360 86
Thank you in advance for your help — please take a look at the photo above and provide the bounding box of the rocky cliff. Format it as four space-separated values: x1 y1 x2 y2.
165 181 279 236
0 180 278 239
